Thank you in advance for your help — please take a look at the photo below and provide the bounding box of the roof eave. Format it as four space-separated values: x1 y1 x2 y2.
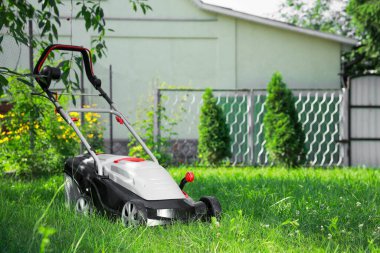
193 0 358 46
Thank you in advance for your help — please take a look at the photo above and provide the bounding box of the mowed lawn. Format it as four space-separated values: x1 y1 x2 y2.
1 167 379 252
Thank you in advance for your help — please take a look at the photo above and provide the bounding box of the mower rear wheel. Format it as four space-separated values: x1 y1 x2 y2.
121 200 147 227
64 174 81 208
75 195 93 215
200 196 222 221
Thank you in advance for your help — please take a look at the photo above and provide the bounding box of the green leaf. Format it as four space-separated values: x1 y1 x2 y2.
52 25 58 40
16 78 34 87
0 74 9 87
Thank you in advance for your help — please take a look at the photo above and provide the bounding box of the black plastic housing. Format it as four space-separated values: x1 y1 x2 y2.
64 154 205 221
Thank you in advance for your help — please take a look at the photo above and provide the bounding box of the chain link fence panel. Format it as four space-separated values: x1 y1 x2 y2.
157 88 344 166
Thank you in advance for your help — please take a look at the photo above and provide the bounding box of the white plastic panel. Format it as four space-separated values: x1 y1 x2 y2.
98 154 186 201
351 109 380 138
351 142 380 168
351 76 380 106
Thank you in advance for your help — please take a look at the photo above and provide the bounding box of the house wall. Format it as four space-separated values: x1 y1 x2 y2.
236 20 342 89
1 0 344 140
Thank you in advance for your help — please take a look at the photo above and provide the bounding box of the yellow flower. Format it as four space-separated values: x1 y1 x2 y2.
0 137 9 143
85 113 92 122
69 112 79 117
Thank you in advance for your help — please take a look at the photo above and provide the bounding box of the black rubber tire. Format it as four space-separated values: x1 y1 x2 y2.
121 200 147 227
64 173 81 208
200 196 222 221
75 195 93 215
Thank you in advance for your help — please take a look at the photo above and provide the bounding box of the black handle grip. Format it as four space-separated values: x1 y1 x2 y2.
33 44 101 90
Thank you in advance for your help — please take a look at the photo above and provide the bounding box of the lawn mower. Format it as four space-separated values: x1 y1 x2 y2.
33 44 222 226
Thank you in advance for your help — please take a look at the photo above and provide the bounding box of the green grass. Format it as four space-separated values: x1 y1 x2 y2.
1 167 379 252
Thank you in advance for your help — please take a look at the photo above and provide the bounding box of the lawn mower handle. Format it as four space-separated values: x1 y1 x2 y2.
33 44 112 105
31 44 159 176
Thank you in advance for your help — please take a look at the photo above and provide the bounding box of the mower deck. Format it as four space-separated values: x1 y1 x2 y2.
64 154 209 225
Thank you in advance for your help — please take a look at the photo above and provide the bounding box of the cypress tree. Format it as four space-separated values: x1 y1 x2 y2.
264 72 306 167
198 88 231 165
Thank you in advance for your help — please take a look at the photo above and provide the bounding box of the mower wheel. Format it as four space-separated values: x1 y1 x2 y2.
200 196 222 221
75 195 93 215
121 200 147 227
64 174 81 208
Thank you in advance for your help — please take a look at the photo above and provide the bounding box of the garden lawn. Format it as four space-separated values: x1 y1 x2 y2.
1 167 379 252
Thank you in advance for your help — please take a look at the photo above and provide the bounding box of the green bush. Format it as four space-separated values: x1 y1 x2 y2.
128 94 176 166
0 77 104 176
264 72 305 167
198 88 230 165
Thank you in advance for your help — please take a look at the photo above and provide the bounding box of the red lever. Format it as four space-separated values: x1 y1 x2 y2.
179 172 195 190
114 157 145 163
115 116 124 124
185 172 194 182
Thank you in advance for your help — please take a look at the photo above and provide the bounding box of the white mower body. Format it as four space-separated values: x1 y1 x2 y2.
98 154 186 200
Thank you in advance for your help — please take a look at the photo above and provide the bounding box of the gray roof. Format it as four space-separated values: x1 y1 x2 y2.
192 0 358 46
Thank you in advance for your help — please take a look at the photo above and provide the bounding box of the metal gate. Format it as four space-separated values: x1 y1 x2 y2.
348 75 380 167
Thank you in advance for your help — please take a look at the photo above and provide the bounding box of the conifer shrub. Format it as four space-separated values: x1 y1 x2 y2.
198 88 230 165
264 72 306 167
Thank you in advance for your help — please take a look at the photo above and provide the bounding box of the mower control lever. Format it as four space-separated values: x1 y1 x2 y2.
179 172 194 190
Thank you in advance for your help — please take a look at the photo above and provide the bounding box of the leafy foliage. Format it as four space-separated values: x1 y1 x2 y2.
279 0 354 36
0 77 104 176
128 94 177 166
264 72 305 167
279 0 380 76
198 88 230 165
0 0 151 95
346 0 380 75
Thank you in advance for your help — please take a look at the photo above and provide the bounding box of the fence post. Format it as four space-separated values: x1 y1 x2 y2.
338 87 349 166
79 61 85 154
28 19 35 150
109 65 113 154
247 90 255 165
153 88 161 149
347 78 352 166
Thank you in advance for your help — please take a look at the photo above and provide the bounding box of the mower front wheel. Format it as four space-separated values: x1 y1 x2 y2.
75 195 93 215
64 174 81 208
121 200 147 227
200 196 222 221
